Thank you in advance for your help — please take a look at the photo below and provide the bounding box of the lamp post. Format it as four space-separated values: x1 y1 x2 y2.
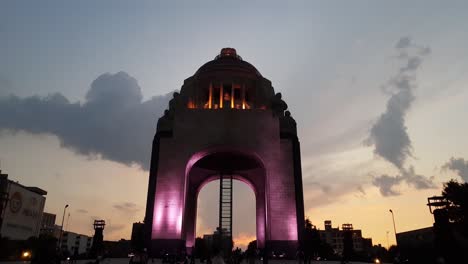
58 204 69 251
66 213 70 231
389 209 397 246
386 231 390 249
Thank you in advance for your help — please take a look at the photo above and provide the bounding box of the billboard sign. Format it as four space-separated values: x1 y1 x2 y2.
0 183 46 240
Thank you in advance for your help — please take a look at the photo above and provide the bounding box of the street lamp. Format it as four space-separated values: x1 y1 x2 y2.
58 204 69 250
389 209 397 246
386 231 390 249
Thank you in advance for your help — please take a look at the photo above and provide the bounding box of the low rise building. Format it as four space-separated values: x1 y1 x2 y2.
396 227 434 249
61 231 93 256
318 220 372 254
39 212 61 237
0 170 47 240
41 212 56 229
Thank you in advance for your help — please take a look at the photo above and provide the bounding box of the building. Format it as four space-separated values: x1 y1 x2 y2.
0 169 47 240
39 212 57 234
61 231 93 256
103 239 131 258
396 227 437 262
318 221 372 254
202 228 232 256
40 212 56 229
40 212 62 238
396 226 434 248
40 224 62 238
131 222 145 250
145 48 305 257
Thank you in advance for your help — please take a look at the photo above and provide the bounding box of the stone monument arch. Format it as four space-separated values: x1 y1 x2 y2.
144 48 305 256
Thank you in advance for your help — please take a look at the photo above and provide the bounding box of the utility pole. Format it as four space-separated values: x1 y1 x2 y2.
58 204 69 251
65 213 70 231
386 231 390 249
389 209 398 246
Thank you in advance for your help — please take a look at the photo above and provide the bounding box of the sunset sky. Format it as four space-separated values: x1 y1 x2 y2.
1 1 468 250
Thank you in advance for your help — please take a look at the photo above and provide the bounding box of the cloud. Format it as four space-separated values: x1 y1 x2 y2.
372 166 436 197
113 202 140 214
356 185 366 196
105 224 126 235
90 216 102 222
0 71 173 170
303 174 367 207
366 37 435 196
372 174 402 196
442 157 468 182
395 36 411 49
0 74 13 96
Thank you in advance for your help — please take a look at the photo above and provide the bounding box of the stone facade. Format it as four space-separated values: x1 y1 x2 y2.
145 48 305 257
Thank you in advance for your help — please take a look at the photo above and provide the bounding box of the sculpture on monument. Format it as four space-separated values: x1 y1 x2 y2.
144 48 305 257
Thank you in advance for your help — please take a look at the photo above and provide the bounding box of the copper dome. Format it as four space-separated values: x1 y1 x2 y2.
195 48 262 78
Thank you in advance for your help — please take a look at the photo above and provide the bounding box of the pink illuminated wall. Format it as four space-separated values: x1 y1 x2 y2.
182 149 267 249
148 108 303 255
144 48 305 256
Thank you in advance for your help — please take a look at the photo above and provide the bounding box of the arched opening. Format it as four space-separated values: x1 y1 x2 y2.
183 150 267 252
196 179 256 250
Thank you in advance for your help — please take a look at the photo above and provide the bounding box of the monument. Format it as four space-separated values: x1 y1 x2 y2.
144 48 305 257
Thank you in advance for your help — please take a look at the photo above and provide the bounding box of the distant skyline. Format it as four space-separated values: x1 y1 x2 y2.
1 0 468 249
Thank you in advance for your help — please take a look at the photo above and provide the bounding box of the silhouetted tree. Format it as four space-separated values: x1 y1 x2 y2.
302 219 336 261
231 247 242 264
438 180 468 263
245 240 257 264
442 180 468 231
194 237 209 260
303 218 320 261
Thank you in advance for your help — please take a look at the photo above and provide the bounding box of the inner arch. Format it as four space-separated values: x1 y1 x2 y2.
196 179 256 250
183 150 267 251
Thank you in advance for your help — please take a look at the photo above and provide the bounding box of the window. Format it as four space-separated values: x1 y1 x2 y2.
203 82 252 110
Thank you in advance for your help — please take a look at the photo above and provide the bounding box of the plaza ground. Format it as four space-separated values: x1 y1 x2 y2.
0 258 386 264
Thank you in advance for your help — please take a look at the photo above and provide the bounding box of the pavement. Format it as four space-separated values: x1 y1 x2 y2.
0 259 383 264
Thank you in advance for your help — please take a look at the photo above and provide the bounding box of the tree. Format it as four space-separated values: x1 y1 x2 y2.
245 240 257 257
302 218 334 260
442 180 468 231
436 180 468 263
194 237 209 260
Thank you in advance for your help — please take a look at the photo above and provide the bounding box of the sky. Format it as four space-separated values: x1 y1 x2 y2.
1 0 468 250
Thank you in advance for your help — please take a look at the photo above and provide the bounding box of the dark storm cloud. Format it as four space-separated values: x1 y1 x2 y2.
366 37 436 196
442 157 468 182
0 71 173 170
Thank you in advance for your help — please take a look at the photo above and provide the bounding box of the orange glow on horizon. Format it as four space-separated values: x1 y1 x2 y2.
233 233 256 250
